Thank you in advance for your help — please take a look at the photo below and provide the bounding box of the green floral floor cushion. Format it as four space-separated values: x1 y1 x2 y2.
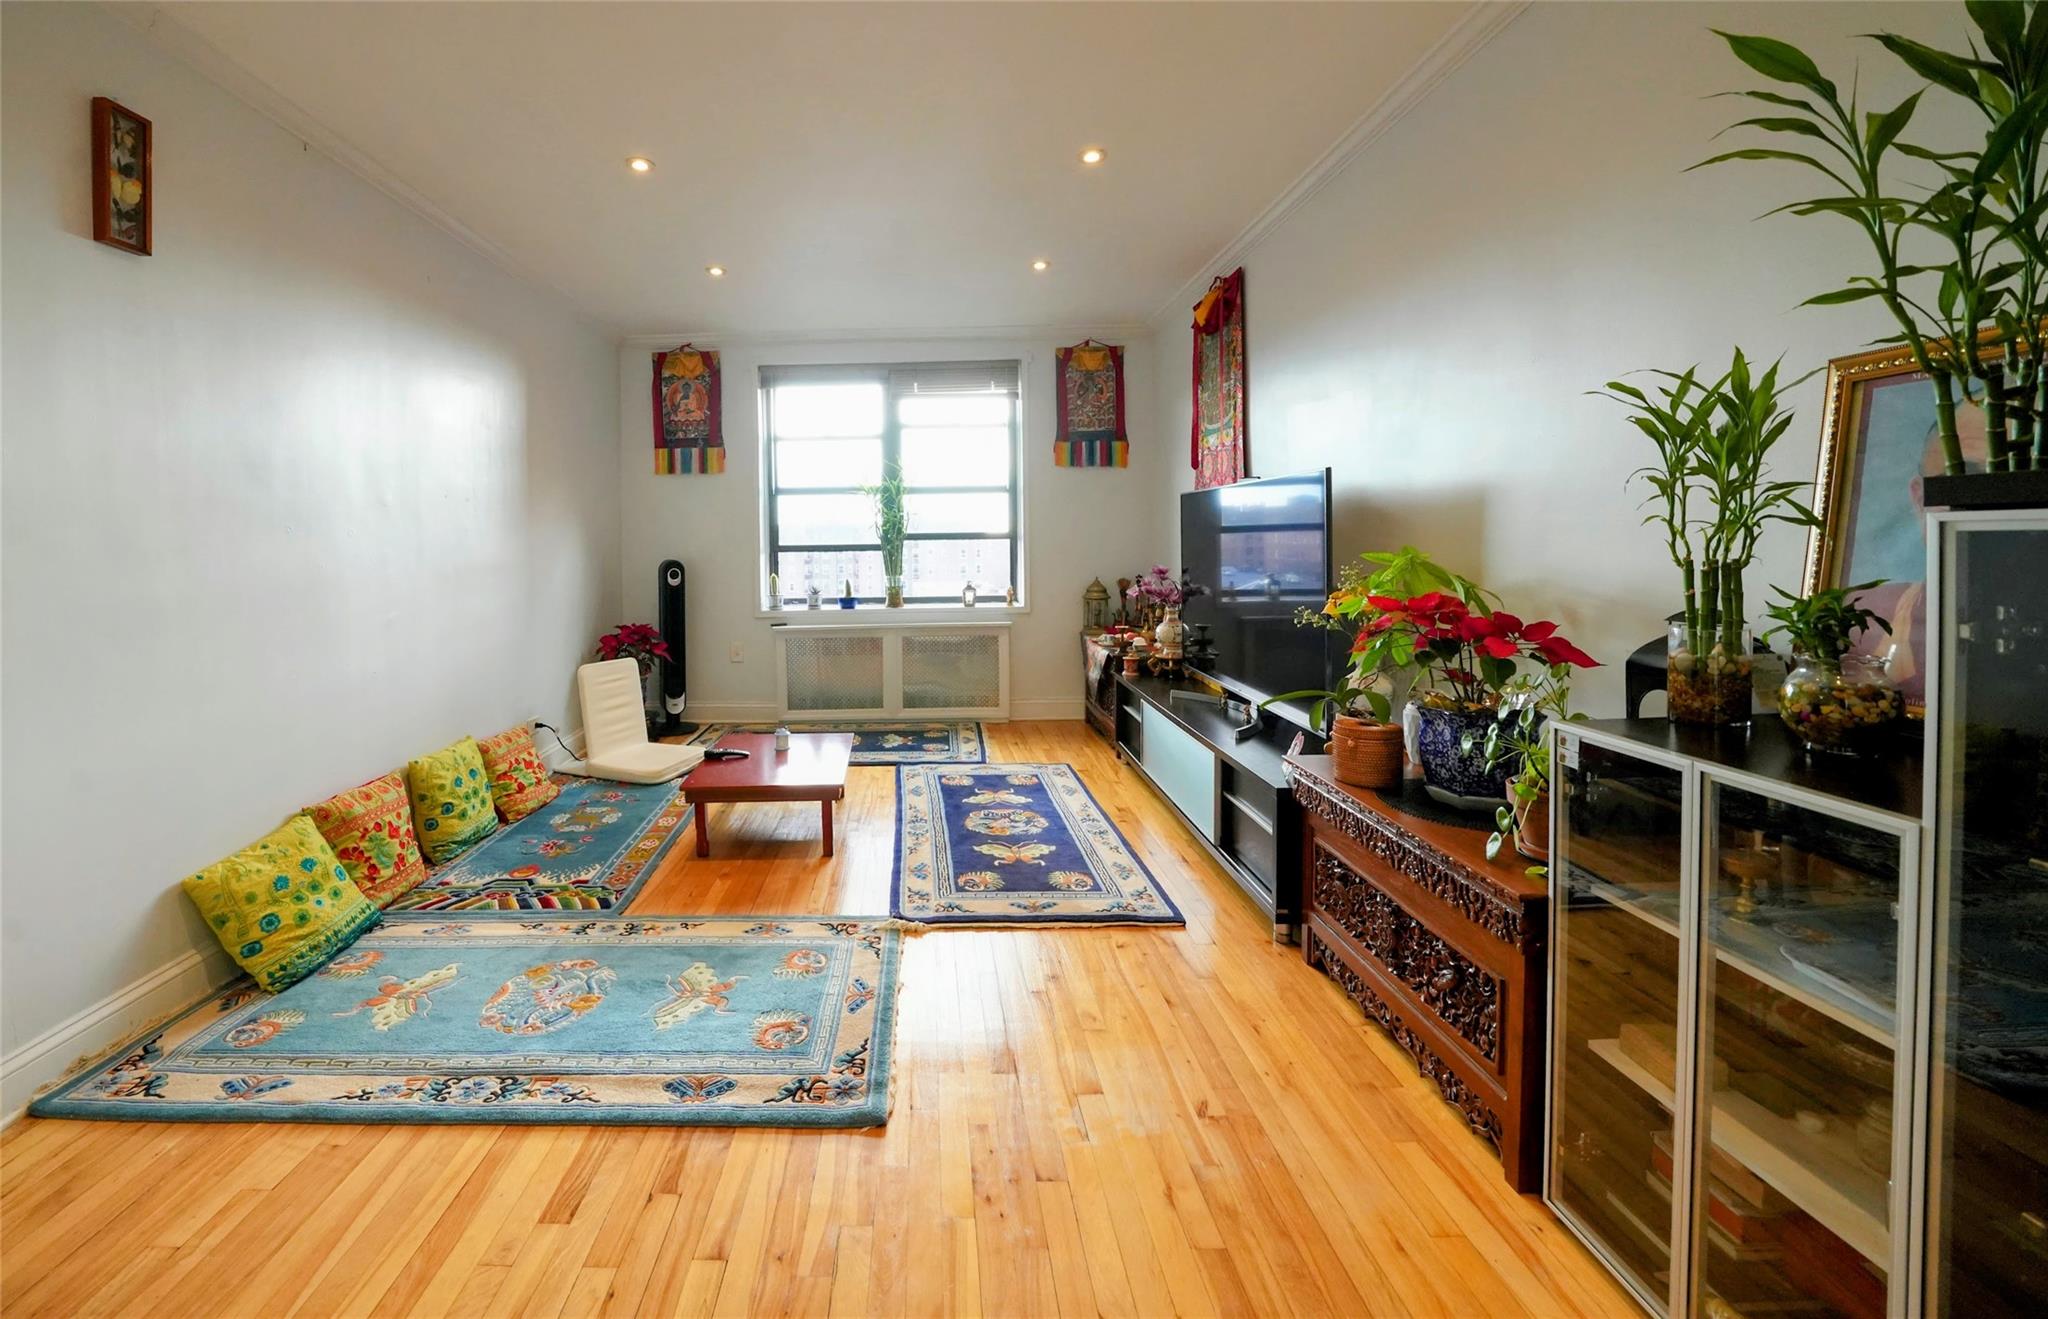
408 737 499 865
181 814 379 992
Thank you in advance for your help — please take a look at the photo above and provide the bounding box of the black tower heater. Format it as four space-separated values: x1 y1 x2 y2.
657 559 695 734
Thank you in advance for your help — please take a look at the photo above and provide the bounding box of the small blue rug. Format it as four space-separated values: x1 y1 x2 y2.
893 763 1183 926
30 917 900 1127
381 778 688 919
692 721 985 764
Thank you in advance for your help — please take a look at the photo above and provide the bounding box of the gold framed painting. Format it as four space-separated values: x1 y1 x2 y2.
1803 343 1998 712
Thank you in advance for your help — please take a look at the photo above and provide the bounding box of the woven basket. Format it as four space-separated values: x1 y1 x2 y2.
1330 716 1404 789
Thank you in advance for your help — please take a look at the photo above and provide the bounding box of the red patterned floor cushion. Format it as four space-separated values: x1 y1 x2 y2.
477 724 562 824
306 770 429 907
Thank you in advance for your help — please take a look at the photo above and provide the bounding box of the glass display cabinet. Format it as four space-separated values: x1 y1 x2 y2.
1547 717 1922 1318
1919 507 2048 1316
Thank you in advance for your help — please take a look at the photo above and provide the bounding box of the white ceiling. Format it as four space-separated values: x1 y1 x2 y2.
157 1 1477 336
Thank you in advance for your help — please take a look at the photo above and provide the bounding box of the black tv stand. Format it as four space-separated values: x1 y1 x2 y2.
1112 671 1313 938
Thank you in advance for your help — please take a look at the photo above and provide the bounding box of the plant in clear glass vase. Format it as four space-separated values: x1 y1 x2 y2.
860 465 907 606
1599 349 1818 724
1762 580 1904 753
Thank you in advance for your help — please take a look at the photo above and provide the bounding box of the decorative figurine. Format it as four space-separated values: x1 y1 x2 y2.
1004 585 1017 607
1083 577 1112 633
962 582 977 607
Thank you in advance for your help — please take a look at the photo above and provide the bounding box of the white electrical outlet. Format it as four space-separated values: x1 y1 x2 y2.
728 642 743 663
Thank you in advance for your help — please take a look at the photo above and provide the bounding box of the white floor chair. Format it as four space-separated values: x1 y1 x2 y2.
576 658 706 783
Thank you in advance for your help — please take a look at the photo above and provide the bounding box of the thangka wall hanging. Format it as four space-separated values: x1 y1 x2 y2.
1190 268 1247 489
1054 340 1129 467
651 344 724 474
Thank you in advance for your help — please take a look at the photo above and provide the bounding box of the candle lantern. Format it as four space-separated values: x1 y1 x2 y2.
1083 578 1113 633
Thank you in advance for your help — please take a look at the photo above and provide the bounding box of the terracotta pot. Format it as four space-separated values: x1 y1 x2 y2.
1330 715 1404 789
1513 788 1551 862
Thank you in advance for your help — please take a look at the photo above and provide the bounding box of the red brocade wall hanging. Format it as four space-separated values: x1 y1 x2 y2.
651 344 724 474
1190 268 1246 489
1054 340 1129 467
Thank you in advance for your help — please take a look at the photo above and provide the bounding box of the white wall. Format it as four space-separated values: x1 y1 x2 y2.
616 334 1162 721
1151 1 1970 715
0 4 620 1108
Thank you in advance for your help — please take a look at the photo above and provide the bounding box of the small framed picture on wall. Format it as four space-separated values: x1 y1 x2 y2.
91 96 151 255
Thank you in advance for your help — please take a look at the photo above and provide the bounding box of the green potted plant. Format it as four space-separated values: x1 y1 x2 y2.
861 465 907 606
1483 667 1583 867
1598 349 1817 724
1701 16 2048 482
1272 549 1598 804
1761 581 1903 753
1263 547 1492 789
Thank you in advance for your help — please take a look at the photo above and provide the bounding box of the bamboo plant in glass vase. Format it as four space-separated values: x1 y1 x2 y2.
861 465 907 607
1598 349 1818 724
1762 581 1903 754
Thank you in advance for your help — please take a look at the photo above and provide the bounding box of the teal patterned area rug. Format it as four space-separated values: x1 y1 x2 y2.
30 917 900 1127
381 777 689 919
691 721 985 764
893 763 1184 926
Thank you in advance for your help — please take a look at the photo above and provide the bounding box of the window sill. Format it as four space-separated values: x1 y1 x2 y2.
756 603 1028 624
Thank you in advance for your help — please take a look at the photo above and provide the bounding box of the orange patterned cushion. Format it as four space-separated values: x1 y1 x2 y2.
305 771 428 908
477 724 561 824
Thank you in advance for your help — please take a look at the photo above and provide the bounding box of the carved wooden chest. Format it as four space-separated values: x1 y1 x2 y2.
1287 755 1550 1191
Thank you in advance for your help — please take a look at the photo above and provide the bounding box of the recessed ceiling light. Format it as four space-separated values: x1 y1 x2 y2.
1032 259 1050 272
1079 147 1105 165
626 156 654 173
706 264 726 278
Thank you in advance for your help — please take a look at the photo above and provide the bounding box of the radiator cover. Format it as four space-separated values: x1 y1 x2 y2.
775 623 1009 718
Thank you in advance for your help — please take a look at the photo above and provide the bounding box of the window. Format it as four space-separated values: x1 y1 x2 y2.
763 361 1020 605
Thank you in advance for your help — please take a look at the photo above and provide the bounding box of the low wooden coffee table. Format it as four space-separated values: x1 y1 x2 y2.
681 732 854 858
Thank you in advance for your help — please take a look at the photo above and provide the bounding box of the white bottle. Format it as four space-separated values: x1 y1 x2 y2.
774 725 791 751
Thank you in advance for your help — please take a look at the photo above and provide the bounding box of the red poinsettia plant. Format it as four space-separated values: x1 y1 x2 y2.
594 623 671 672
1353 592 1598 710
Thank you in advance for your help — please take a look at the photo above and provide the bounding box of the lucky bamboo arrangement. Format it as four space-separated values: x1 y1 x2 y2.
1598 349 1819 663
861 465 907 606
1699 9 2048 474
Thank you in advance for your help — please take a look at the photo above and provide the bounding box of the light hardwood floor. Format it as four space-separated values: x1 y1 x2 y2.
0 721 1634 1318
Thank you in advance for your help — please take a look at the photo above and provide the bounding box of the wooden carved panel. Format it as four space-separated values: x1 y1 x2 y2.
1306 927 1504 1151
1312 845 1502 1064
1287 761 1529 948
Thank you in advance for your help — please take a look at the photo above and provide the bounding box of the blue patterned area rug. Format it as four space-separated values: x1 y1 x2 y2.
692 721 985 764
381 777 688 919
30 918 900 1127
893 763 1183 926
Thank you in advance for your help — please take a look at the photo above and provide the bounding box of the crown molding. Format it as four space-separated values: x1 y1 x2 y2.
620 322 1154 352
1147 0 1530 328
121 5 612 335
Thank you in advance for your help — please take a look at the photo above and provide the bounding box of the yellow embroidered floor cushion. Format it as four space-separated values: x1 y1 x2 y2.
476 724 561 824
407 736 499 864
306 770 428 907
181 814 379 992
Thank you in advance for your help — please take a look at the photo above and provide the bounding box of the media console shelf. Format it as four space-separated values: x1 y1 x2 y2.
1113 671 1304 937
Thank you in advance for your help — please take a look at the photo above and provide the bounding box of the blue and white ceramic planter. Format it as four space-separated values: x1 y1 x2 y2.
1415 704 1508 809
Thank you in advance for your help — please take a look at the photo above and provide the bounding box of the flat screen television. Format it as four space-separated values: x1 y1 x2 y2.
1179 469 1338 728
